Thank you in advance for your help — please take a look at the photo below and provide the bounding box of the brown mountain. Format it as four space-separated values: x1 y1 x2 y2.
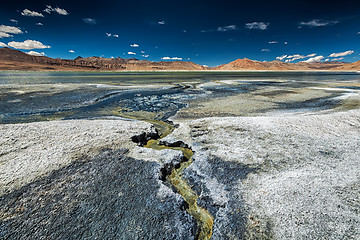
214 58 352 71
335 60 360 71
0 47 206 71
0 47 358 71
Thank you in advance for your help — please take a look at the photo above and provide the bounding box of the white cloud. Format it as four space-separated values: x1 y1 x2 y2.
69 50 75 53
203 65 208 67
269 41 278 44
0 25 23 38
0 25 22 34
44 5 69 15
217 25 237 32
161 56 182 60
44 5 52 14
329 50 354 57
325 59 330 62
130 44 139 47
261 49 270 52
21 9 44 17
54 7 69 15
245 22 269 30
127 52 136 55
8 40 50 50
10 19 18 24
357 32 360 34
276 55 287 61
158 21 166 25
36 22 43 26
26 51 45 56
141 51 145 53
142 55 149 58
83 18 96 24
332 57 344 61
0 42 7 47
302 55 324 63
287 54 306 61
284 41 288 45
106 33 119 38
299 19 338 28
278 53 319 62
0 32 11 38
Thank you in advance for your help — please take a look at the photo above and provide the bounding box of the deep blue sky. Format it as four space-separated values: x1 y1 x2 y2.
1 0 360 66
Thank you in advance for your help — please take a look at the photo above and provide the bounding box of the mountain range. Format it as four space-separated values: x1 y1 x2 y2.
0 47 359 71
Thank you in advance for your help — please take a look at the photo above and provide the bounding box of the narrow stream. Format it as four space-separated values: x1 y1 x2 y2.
115 110 214 240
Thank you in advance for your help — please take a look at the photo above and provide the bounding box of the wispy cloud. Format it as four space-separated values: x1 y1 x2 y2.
21 9 44 17
83 18 96 24
0 42 7 47
10 19 18 24
142 55 149 58
7 40 50 50
245 22 269 30
268 41 278 44
217 25 237 32
332 57 344 61
158 21 166 25
44 5 69 15
161 56 182 60
0 25 23 38
261 49 270 52
287 54 306 61
106 33 118 38
127 52 136 55
26 50 45 56
329 50 354 57
278 53 318 62
36 22 43 26
0 32 11 38
69 50 75 53
302 55 324 63
276 55 287 61
130 44 139 47
299 19 338 28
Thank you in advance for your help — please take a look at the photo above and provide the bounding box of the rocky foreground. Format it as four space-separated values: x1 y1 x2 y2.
1 109 360 239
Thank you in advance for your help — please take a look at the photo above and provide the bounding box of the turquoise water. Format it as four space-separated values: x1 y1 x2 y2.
0 71 359 85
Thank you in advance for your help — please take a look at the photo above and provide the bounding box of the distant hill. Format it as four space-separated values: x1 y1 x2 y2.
0 47 206 71
335 60 360 71
214 58 349 71
0 47 358 71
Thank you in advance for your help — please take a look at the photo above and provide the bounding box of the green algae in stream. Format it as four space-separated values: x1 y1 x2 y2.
114 109 214 240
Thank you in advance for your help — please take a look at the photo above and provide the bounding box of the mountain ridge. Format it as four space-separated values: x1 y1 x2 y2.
0 47 359 71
